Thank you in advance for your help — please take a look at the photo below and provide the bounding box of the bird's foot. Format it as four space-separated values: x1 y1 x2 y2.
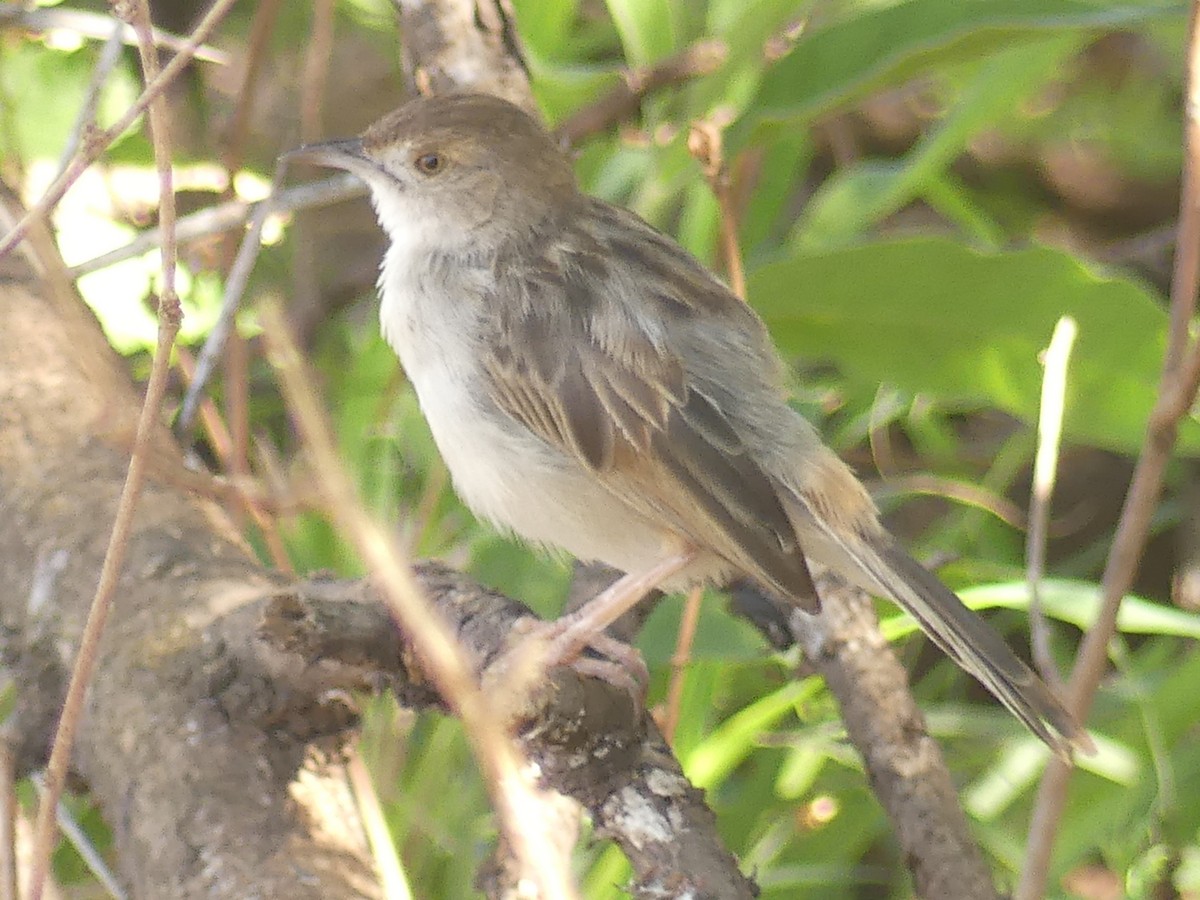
482 552 698 724
483 616 649 723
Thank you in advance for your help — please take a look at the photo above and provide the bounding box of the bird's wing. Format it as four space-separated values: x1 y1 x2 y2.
481 203 818 607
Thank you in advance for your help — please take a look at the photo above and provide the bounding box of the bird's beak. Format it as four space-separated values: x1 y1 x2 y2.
282 138 379 180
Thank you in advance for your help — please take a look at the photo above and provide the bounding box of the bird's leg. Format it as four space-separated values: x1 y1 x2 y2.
486 550 699 710
542 549 699 668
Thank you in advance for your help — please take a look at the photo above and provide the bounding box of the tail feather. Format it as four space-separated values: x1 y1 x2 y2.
799 509 1089 756
866 539 1088 756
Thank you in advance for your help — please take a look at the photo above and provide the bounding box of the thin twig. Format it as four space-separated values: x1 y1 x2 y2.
1017 3 1200 896
1027 316 1076 688
205 0 282 538
225 322 251 530
300 0 335 144
26 0 182 894
259 298 579 900
346 751 413 900
0 2 230 64
176 165 286 437
55 18 125 179
30 776 126 900
220 0 284 174
660 585 704 744
69 174 364 278
658 110 746 743
175 347 233 461
0 0 239 260
687 114 746 298
555 39 728 146
287 0 337 373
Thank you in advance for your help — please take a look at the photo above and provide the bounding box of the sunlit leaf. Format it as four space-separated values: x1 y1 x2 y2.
750 238 1194 453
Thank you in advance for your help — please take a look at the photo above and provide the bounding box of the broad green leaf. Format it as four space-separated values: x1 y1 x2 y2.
794 36 1081 246
741 0 1181 136
749 238 1196 453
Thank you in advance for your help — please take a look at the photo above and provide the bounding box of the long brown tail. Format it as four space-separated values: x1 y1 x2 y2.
801 510 1091 756
870 537 1090 755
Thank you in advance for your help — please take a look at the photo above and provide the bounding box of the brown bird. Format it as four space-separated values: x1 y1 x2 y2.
294 92 1089 756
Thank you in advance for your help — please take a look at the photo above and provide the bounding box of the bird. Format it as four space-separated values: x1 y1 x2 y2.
291 91 1089 756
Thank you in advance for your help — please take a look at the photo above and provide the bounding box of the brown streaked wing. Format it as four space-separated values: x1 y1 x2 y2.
482 287 817 608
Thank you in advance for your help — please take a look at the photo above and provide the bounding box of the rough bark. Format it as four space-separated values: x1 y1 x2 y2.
0 208 380 898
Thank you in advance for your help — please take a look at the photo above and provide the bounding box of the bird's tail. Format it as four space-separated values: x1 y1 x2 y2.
797 501 1091 757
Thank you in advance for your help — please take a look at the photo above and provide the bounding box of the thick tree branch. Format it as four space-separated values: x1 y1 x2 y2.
793 573 1002 900
257 568 758 899
0 200 379 898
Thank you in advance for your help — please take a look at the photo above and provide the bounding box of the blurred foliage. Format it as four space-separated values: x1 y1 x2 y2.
5 0 1200 897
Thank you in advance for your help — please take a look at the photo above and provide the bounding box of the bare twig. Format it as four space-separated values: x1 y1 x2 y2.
796 572 1003 900
260 299 579 900
687 113 746 298
1027 316 1076 688
55 18 125 179
660 585 703 744
300 0 336 143
0 2 230 64
257 570 755 898
176 166 285 437
1017 3 1200 896
555 39 728 146
26 0 182 894
658 113 748 744
225 333 251 519
286 0 338 382
69 173 364 277
204 0 284 542
219 0 284 174
0 0 238 260
174 347 233 461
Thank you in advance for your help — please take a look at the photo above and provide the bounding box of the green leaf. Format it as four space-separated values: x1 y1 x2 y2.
685 678 823 790
742 0 1182 134
794 36 1082 247
748 237 1196 453
510 0 579 58
0 40 139 159
877 578 1200 641
603 0 677 66
964 732 1139 820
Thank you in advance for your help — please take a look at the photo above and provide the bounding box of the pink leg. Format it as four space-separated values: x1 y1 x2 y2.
485 550 700 708
542 550 700 668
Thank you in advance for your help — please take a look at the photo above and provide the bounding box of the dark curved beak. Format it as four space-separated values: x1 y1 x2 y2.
282 138 378 180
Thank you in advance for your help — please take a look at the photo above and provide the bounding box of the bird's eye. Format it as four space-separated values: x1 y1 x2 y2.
414 152 444 175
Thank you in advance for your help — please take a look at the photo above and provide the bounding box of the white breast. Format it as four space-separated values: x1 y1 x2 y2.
375 241 685 577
